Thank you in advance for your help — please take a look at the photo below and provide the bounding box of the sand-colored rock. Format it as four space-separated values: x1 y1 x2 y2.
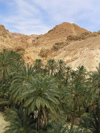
0 112 8 133
32 22 89 48
0 24 38 52
1 22 100 71
39 48 49 58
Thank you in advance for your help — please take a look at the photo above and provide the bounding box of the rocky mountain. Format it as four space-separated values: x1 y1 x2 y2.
0 22 100 70
0 25 38 52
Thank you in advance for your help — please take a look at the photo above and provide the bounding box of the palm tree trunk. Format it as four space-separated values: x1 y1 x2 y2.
79 105 80 112
38 110 41 133
70 98 76 133
3 70 6 80
51 68 53 75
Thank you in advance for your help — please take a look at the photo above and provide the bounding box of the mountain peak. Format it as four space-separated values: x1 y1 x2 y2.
0 22 100 71
45 22 89 40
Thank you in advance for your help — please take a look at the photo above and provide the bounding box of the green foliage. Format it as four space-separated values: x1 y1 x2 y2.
19 75 60 114
0 49 100 132
4 108 37 133
0 49 23 80
78 108 98 133
46 59 56 75
45 120 67 133
10 64 34 103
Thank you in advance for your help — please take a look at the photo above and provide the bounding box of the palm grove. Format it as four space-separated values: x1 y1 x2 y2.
0 49 100 133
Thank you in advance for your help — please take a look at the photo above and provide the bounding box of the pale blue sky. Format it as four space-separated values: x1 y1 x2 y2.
0 0 100 35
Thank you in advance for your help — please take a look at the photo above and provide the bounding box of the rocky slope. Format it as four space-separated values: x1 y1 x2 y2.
1 22 100 70
0 25 38 52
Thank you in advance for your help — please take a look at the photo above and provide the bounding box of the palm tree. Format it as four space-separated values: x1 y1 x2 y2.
70 70 76 80
33 59 43 73
61 75 87 133
8 50 23 62
0 49 23 80
63 66 71 86
0 79 11 111
19 75 60 132
4 108 37 133
46 119 67 133
0 50 24 111
10 64 34 103
0 49 12 80
42 68 48 76
11 61 24 74
78 107 98 133
46 59 56 75
76 65 87 81
88 63 100 133
57 60 66 78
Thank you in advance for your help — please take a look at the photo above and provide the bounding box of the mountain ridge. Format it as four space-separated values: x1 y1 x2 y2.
0 22 100 70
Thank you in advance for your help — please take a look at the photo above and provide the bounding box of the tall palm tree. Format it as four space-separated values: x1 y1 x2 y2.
0 49 12 80
0 49 23 111
10 64 34 103
33 59 43 73
0 49 23 80
76 65 87 81
8 50 23 62
89 63 100 133
57 60 66 78
4 108 37 133
19 75 60 132
61 75 87 133
78 106 98 133
46 59 56 75
11 61 24 74
0 79 11 111
64 66 71 86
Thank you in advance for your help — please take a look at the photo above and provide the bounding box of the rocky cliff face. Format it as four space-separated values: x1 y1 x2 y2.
0 25 38 52
23 22 90 66
0 23 100 70
0 25 15 50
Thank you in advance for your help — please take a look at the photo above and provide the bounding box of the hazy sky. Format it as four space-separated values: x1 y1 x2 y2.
0 0 100 35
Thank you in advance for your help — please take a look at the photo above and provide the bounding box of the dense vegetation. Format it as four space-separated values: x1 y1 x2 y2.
0 49 100 133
